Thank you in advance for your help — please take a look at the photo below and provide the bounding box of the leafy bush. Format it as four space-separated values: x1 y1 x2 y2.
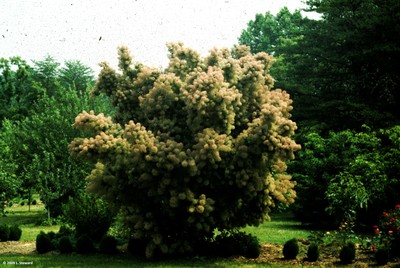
57 225 74 238
76 234 95 254
0 224 10 241
8 225 22 241
289 126 400 227
211 231 260 258
99 235 118 255
62 192 115 241
339 242 356 264
70 43 300 258
58 236 74 254
374 204 400 258
36 231 53 254
283 238 299 259
306 243 319 262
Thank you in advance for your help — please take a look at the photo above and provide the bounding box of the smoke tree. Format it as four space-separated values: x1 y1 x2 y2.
69 43 300 257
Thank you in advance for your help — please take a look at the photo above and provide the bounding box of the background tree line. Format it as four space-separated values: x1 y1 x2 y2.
239 0 400 227
0 56 113 217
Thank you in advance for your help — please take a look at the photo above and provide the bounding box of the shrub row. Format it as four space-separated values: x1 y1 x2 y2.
36 227 118 255
127 230 260 259
0 224 22 241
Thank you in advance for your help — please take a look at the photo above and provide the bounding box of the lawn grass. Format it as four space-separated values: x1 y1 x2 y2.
244 213 311 245
0 204 313 267
0 254 300 268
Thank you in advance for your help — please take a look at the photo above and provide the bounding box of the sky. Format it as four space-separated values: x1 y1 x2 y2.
1 0 311 74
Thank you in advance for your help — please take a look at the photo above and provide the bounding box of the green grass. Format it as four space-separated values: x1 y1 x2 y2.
0 254 299 268
2 204 60 241
0 204 313 267
244 213 311 245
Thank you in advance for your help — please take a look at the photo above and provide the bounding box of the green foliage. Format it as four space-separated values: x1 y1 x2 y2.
8 225 22 241
62 192 115 241
0 56 39 124
0 224 10 241
59 60 95 93
70 43 300 258
212 230 260 258
58 236 74 254
339 242 356 264
239 1 400 132
76 234 95 254
99 235 119 255
282 238 299 259
373 204 400 258
36 231 54 254
0 63 113 217
306 243 319 262
289 125 400 226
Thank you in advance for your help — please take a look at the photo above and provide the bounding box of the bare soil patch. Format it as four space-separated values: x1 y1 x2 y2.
0 241 36 255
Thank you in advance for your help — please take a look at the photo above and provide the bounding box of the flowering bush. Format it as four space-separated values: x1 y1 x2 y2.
372 204 400 257
69 43 300 258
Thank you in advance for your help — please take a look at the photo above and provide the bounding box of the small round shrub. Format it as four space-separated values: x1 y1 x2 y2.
213 233 236 257
99 235 118 255
36 232 53 254
237 233 260 259
76 234 95 254
8 225 22 241
58 236 74 254
307 243 320 262
375 248 389 266
0 224 10 241
32 199 37 205
339 242 356 264
20 201 25 206
283 238 299 259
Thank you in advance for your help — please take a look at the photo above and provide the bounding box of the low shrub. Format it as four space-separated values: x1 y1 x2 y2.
0 224 10 241
306 243 319 262
58 236 74 254
212 231 260 258
62 192 115 242
32 199 37 205
8 225 22 241
99 235 118 255
57 225 74 238
36 231 53 254
339 242 356 264
283 238 299 259
76 234 95 254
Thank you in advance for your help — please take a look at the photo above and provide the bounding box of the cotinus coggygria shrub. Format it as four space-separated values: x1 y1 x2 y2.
69 43 300 258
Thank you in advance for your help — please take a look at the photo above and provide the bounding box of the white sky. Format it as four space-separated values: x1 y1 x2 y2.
0 0 310 74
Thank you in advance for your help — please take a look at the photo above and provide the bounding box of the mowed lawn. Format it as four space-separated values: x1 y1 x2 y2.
0 203 311 267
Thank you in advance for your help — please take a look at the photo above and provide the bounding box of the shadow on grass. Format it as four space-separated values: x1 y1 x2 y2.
1 211 47 226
